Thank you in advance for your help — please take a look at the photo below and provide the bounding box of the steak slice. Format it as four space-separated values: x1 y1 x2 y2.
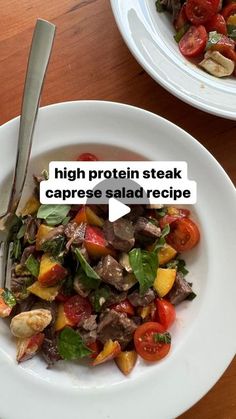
97 309 137 349
167 272 192 305
135 217 161 239
103 219 135 252
128 288 155 307
95 255 136 291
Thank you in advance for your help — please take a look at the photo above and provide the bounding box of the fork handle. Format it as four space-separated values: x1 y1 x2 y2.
4 19 56 216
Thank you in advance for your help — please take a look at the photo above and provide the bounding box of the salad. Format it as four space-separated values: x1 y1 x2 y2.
0 153 200 376
156 0 236 78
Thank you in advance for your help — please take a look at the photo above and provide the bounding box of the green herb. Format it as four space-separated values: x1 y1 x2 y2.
37 204 71 226
25 254 39 277
16 224 26 239
166 259 188 276
58 327 92 360
129 248 158 295
61 276 74 296
155 207 167 218
155 0 165 13
90 286 111 312
42 169 49 180
11 239 22 261
151 224 170 254
2 289 16 308
62 216 71 225
77 268 100 291
227 24 236 40
174 23 190 43
161 223 170 238
74 248 100 282
206 31 222 49
41 236 65 257
153 332 171 344
186 291 197 301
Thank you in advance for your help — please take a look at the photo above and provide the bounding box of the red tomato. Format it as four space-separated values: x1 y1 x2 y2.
111 299 135 316
134 322 170 362
174 4 188 30
222 3 236 21
64 295 92 326
166 218 200 252
179 25 207 58
159 209 189 229
185 0 219 24
212 44 236 60
87 341 102 359
77 153 98 161
155 299 176 330
205 13 227 34
85 225 107 246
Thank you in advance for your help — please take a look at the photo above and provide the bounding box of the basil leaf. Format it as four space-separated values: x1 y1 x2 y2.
129 248 158 295
161 223 170 238
155 207 167 218
58 327 92 360
11 239 22 261
174 23 190 43
90 286 111 312
74 248 100 282
2 289 16 308
42 169 49 180
166 258 188 276
37 204 71 226
155 0 165 12
186 291 197 301
77 268 100 291
61 276 74 297
41 236 65 257
16 224 26 239
153 332 171 344
62 216 71 225
227 24 236 40
25 254 39 277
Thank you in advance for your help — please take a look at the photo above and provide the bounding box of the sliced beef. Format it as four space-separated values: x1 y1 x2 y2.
20 245 36 265
80 315 97 331
24 216 41 243
15 294 37 314
41 225 65 243
105 290 127 307
96 255 135 291
103 219 135 252
128 288 155 307
41 325 61 367
64 221 86 249
167 272 192 305
135 217 161 239
131 315 143 326
79 329 97 344
125 205 145 222
97 309 137 349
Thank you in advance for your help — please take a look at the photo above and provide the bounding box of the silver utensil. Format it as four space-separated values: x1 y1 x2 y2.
0 19 56 289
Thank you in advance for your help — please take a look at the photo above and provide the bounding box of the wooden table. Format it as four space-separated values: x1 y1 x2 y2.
0 0 235 417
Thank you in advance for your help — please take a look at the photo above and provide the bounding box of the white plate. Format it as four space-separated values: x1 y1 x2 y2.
110 0 236 120
0 101 235 419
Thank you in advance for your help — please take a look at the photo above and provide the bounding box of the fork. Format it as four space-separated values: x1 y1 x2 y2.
0 19 56 289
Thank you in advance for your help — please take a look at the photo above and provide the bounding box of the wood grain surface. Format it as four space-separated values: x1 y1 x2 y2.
0 0 235 418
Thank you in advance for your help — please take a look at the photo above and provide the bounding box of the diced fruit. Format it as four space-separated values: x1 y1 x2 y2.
92 339 121 366
74 206 104 227
154 268 176 297
85 225 116 258
137 303 156 320
38 254 67 287
115 350 138 375
16 333 44 362
158 244 177 266
27 281 60 301
36 224 54 250
0 289 12 318
21 196 40 217
55 303 73 331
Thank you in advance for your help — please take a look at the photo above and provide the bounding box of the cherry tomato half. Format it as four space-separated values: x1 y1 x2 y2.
111 299 135 316
179 25 207 58
205 13 227 34
222 3 236 21
155 299 176 330
166 218 200 252
185 0 219 25
64 295 92 326
77 153 99 161
134 322 170 362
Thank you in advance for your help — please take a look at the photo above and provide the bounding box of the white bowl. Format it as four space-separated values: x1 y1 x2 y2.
110 0 236 119
0 101 235 419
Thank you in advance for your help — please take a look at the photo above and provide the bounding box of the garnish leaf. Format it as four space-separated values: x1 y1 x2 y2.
153 332 171 344
58 327 92 360
186 291 197 301
16 224 27 239
2 289 16 308
11 239 22 261
77 268 100 291
206 31 222 49
166 258 188 276
25 254 39 277
37 204 71 226
129 248 158 295
174 23 190 43
155 0 165 13
90 286 111 312
41 236 65 257
161 223 170 238
227 24 236 40
74 248 100 282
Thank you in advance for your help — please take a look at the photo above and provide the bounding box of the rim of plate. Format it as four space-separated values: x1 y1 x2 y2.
0 101 236 419
110 0 236 120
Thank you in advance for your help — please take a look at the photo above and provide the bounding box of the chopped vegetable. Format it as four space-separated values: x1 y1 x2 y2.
25 254 40 277
38 254 67 287
58 327 92 360
27 281 60 301
92 339 121 366
115 350 138 375
154 268 176 297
